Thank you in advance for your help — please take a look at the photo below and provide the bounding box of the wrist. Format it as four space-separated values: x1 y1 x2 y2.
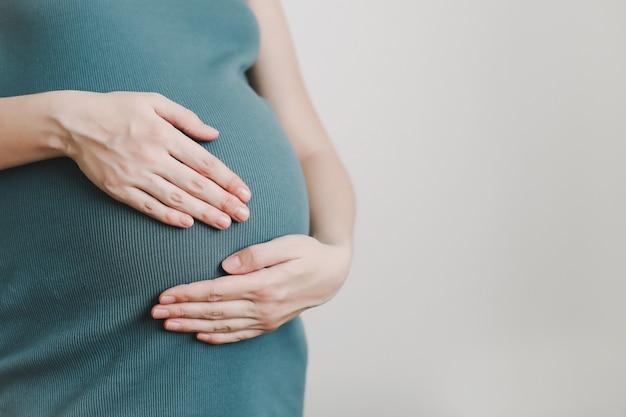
311 232 353 252
37 90 78 159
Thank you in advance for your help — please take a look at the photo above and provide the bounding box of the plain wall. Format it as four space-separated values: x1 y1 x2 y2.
281 1 626 416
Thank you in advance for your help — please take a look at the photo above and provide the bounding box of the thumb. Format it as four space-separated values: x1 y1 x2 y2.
222 237 297 274
151 93 219 141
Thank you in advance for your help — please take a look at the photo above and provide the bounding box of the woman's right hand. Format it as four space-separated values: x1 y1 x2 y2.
54 91 250 229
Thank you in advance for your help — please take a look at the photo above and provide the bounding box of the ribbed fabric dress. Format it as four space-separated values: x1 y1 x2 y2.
0 1 310 416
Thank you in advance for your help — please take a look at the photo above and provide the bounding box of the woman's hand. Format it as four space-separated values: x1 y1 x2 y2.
151 235 352 344
56 91 250 228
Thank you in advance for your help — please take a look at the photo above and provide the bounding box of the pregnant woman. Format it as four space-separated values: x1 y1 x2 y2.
0 0 354 416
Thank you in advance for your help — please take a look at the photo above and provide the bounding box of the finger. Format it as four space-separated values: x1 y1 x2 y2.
222 235 307 274
170 139 251 203
197 330 264 345
137 173 235 229
156 161 250 223
158 273 268 304
161 318 257 334
151 300 257 320
115 186 194 228
149 93 219 141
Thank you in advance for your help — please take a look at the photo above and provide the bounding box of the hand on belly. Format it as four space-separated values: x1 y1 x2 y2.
53 90 251 228
150 234 352 344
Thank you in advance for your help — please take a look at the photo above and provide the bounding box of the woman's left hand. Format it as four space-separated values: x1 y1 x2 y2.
151 235 351 344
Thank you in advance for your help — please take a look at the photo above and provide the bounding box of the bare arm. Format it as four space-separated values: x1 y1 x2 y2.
0 92 67 169
246 0 355 248
0 91 251 228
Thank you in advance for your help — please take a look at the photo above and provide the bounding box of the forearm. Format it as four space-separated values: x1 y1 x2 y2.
246 0 355 247
0 92 68 170
301 147 355 248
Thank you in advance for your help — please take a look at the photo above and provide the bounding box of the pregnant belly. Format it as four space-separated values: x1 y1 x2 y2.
0 107 310 412
0 116 309 325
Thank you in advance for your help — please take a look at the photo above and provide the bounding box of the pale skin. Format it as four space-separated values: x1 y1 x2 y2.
0 91 251 229
0 0 355 344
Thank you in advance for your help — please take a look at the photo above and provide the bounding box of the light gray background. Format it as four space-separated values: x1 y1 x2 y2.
281 1 626 416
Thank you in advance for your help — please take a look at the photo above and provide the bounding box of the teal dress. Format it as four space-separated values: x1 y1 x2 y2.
0 1 310 416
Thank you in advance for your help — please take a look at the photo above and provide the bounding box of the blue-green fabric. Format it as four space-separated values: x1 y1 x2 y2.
0 1 310 415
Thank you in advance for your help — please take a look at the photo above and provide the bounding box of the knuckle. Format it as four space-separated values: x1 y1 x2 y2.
102 178 129 200
259 305 277 321
142 201 155 213
253 287 272 301
224 175 240 193
163 209 182 225
243 305 256 318
255 285 287 302
173 306 187 317
199 157 217 176
219 194 239 212
126 139 147 158
189 178 205 193
206 288 223 302
117 161 134 176
145 124 169 144
260 319 279 332
144 122 160 136
101 178 118 195
199 209 215 224
168 191 184 206
244 247 261 268
215 324 232 333
203 309 223 319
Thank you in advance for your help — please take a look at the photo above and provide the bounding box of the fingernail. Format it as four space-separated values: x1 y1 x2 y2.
160 295 176 304
153 308 169 319
180 215 194 228
197 333 211 342
223 255 241 271
216 214 231 229
237 187 251 202
166 321 182 331
206 126 220 136
233 206 249 222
